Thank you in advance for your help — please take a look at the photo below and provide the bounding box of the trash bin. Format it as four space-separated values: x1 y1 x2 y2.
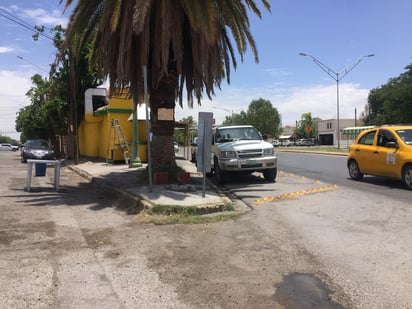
35 163 47 176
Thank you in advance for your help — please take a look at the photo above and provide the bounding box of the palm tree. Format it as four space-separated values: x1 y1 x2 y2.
62 0 270 169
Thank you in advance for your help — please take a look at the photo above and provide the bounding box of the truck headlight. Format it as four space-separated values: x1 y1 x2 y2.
220 151 236 158
263 148 274 155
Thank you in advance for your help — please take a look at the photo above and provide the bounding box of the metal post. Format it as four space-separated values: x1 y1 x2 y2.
336 78 340 149
202 123 206 197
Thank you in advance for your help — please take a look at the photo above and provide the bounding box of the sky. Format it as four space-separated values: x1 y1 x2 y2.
1 1 412 140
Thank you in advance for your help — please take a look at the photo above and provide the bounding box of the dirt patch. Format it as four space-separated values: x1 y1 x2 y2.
82 228 114 249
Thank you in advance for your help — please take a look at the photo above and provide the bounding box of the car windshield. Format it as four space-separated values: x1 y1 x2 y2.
215 127 261 142
27 140 49 149
396 129 412 145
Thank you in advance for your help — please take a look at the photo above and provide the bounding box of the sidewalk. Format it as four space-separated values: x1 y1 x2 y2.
67 156 241 212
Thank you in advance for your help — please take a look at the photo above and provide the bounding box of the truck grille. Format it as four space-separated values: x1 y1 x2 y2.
240 163 263 168
237 149 262 159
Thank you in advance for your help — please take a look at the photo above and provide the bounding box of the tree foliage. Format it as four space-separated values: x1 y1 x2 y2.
15 74 54 141
295 112 318 139
222 98 281 137
362 64 412 125
0 135 19 145
174 116 197 145
179 116 197 128
15 25 102 153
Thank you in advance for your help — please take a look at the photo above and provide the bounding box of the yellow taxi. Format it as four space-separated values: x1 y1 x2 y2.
347 125 412 190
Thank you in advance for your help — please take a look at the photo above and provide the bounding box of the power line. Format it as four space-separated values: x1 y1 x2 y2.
0 8 54 41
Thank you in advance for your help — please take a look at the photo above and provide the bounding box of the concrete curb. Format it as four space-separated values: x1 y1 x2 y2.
66 163 247 215
66 164 145 214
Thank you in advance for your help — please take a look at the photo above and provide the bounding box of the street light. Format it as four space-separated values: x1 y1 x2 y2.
299 52 374 148
212 106 242 125
17 56 49 74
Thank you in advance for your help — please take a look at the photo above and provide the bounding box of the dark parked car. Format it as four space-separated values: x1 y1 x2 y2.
21 139 55 163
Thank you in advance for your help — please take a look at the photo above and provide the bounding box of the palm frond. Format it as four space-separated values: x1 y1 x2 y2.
63 0 270 105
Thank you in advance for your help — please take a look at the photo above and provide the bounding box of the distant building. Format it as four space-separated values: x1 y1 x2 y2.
278 125 295 143
317 118 364 147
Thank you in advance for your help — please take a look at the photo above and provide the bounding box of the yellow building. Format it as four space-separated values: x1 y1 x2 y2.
78 88 148 163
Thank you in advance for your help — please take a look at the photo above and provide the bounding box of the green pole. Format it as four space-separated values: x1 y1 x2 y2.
129 99 142 167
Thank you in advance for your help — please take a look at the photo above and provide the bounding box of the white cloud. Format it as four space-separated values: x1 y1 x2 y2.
3 5 68 27
0 46 14 53
0 70 32 139
24 8 68 26
175 83 370 127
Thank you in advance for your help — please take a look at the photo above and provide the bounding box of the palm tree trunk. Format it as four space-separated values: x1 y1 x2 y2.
149 71 178 169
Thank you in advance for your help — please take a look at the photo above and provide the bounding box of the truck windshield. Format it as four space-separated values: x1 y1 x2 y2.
215 127 261 142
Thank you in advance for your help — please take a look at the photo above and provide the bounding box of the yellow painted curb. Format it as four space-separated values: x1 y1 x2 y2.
254 184 338 205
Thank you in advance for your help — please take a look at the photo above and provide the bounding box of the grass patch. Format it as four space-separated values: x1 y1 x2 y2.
150 203 235 215
135 202 240 224
136 212 240 225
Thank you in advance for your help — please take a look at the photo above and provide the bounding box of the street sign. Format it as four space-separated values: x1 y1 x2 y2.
197 112 213 173
197 112 213 197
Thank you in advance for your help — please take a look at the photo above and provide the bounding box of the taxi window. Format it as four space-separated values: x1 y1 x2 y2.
396 129 412 145
377 129 396 147
358 131 376 145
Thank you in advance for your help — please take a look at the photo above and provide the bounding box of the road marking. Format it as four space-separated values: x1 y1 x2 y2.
254 184 338 205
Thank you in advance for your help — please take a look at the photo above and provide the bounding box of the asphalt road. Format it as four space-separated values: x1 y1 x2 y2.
214 152 412 308
276 151 411 202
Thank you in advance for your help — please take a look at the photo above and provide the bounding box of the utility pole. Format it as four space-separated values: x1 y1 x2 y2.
299 53 374 149
68 48 79 164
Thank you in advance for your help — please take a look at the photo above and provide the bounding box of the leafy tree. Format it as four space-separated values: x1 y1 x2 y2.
15 74 52 142
0 135 19 145
362 64 412 125
295 112 315 139
246 98 281 137
175 116 197 146
62 0 271 170
222 98 281 137
17 25 103 158
49 25 103 160
223 110 249 126
179 116 197 128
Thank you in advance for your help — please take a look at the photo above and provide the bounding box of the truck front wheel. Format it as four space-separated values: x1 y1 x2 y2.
214 158 226 185
263 168 277 182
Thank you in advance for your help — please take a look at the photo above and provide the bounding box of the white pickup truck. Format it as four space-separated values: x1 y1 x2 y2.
211 125 277 184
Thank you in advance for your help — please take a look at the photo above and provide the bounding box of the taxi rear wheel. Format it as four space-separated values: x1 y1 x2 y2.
348 160 363 180
402 164 412 190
